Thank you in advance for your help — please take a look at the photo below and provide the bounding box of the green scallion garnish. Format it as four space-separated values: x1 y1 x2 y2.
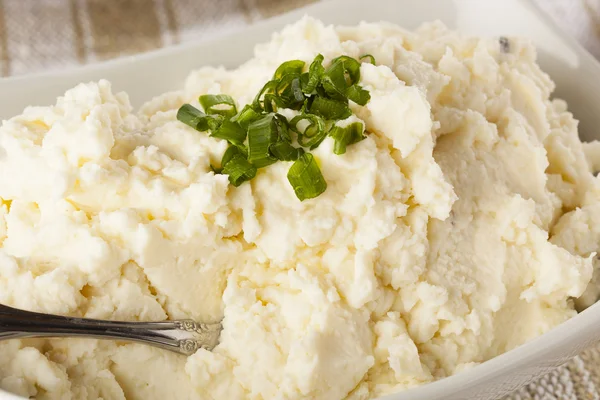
221 145 247 167
231 104 262 130
199 94 238 118
253 80 279 111
247 114 278 168
290 114 328 149
309 96 352 120
176 53 372 200
270 141 304 161
287 153 327 201
177 104 223 132
329 122 365 155
211 119 247 146
273 60 305 80
177 104 207 131
275 74 305 108
360 54 376 64
302 54 325 95
345 84 371 106
223 154 257 186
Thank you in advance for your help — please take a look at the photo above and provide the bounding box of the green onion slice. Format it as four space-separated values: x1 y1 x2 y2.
302 54 325 95
299 96 315 114
275 74 305 108
359 54 376 64
177 104 223 132
290 114 328 149
321 55 364 100
206 115 224 131
287 153 327 201
252 80 278 111
211 119 246 146
231 104 262 130
199 94 238 118
345 85 371 106
221 145 247 167
309 96 352 120
326 56 361 87
223 154 257 187
329 121 365 155
273 114 291 142
269 141 304 161
320 74 347 101
331 55 361 84
290 114 325 137
263 93 288 113
177 104 205 129
247 114 278 168
273 60 305 80
177 54 373 200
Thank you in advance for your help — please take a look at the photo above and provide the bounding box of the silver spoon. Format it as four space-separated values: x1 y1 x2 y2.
0 304 222 356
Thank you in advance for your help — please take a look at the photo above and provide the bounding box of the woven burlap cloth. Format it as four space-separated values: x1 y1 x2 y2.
1 0 600 399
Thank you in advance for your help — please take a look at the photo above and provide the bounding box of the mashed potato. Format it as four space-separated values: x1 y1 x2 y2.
0 17 599 400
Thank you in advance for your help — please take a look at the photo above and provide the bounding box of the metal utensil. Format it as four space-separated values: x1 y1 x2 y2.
0 304 222 355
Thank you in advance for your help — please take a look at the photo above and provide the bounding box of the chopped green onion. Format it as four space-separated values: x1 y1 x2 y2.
321 55 363 100
223 154 257 186
263 93 287 113
336 56 361 83
273 114 291 142
300 72 310 91
290 114 328 149
273 60 305 80
231 104 262 130
302 54 325 95
291 77 304 103
309 96 352 120
275 74 305 108
199 94 238 118
253 80 278 111
320 74 347 101
177 104 223 131
205 115 224 131
299 96 315 114
211 119 246 146
221 145 247 167
177 54 373 201
329 122 365 155
327 56 361 86
287 153 327 201
345 85 371 106
177 104 206 130
290 114 325 138
360 54 376 64
269 141 304 161
248 114 278 168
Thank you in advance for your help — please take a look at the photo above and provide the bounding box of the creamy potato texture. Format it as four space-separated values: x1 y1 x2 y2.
0 17 599 400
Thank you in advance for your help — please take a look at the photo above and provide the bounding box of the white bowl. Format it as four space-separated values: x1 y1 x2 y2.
1 0 600 399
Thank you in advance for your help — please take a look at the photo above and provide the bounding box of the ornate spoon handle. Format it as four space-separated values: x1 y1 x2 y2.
0 304 221 356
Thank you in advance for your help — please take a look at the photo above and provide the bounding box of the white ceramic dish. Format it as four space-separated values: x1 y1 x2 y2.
1 0 600 399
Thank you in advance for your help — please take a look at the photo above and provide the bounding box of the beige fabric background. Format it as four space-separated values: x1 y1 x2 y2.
1 0 600 399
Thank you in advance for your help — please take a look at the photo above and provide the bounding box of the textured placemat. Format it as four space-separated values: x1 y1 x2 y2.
1 0 600 399
0 0 318 77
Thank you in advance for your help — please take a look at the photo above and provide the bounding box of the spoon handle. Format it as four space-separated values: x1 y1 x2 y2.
0 304 221 355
